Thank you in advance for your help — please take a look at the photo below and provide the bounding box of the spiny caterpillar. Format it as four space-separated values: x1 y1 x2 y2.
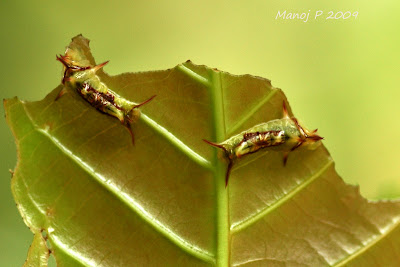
56 54 156 144
204 102 323 187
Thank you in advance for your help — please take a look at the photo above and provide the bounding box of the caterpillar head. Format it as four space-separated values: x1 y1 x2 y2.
290 117 323 151
282 101 323 151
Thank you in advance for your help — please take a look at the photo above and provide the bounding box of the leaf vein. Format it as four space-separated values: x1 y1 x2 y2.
333 215 400 266
20 102 215 264
177 64 210 87
139 113 212 170
227 89 279 136
231 159 334 233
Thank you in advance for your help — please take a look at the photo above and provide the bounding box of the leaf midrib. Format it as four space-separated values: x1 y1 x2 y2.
178 64 230 266
209 69 230 267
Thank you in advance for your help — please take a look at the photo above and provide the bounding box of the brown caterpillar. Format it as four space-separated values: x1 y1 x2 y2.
204 102 323 186
56 55 155 144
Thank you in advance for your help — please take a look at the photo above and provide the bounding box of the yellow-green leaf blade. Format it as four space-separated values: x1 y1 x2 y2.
5 35 400 266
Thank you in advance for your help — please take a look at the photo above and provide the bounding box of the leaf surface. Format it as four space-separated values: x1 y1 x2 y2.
23 233 49 267
5 35 400 266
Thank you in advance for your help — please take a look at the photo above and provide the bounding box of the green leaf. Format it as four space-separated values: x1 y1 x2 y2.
23 233 49 267
5 35 400 266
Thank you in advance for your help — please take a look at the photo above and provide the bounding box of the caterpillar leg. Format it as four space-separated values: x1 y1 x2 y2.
56 55 70 68
203 139 234 187
116 112 135 145
132 95 157 109
282 101 290 119
202 139 226 151
282 141 304 166
121 95 156 145
225 160 233 187
92 61 109 72
126 95 157 123
124 121 135 145
282 151 289 166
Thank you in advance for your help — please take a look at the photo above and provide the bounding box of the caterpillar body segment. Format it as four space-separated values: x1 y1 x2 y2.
204 102 323 186
56 54 156 144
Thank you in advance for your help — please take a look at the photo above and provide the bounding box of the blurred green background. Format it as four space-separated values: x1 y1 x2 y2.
1 0 399 265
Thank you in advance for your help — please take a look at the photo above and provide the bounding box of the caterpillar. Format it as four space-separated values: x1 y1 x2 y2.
55 54 156 144
204 102 323 187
